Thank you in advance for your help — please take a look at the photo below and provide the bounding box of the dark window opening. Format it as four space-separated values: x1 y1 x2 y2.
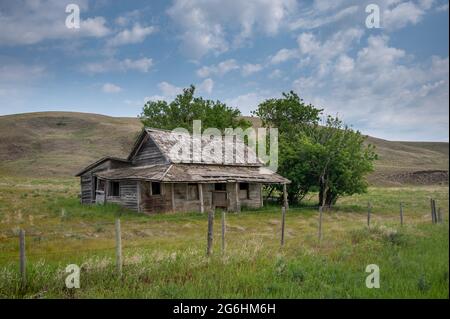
110 181 120 196
239 183 250 199
151 182 161 195
215 183 226 191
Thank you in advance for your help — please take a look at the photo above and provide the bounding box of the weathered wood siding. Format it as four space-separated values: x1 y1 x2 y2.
132 136 167 166
227 182 262 210
80 173 92 204
79 159 131 204
106 181 138 211
138 182 170 213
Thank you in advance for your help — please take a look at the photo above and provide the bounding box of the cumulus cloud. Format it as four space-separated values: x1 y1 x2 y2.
383 1 426 30
102 83 122 93
81 57 153 74
107 24 156 46
0 0 110 45
292 34 449 140
242 64 263 76
167 0 297 58
198 78 214 94
197 59 240 77
225 91 273 115
270 48 298 64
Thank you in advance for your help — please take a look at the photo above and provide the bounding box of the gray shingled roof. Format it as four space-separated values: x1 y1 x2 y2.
146 128 263 166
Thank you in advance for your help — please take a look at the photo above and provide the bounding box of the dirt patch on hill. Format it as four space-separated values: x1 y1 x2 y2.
389 170 448 185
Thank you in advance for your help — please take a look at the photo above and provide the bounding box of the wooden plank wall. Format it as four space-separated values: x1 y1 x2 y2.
80 173 92 204
106 181 138 211
227 183 261 210
132 136 167 166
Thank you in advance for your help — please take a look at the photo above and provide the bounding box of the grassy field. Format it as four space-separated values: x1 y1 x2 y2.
0 177 448 298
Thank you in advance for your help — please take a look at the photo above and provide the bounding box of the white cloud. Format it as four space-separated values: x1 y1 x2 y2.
270 48 298 64
107 24 156 46
383 2 426 30
268 69 283 79
292 35 449 140
242 63 263 76
167 0 297 58
102 83 122 93
290 5 359 30
81 57 153 74
197 59 240 77
198 78 214 94
335 55 355 74
0 0 110 45
225 91 272 115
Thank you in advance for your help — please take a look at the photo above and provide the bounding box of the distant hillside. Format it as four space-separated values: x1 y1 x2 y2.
0 112 448 186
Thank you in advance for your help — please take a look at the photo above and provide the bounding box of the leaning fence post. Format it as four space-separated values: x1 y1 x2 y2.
221 210 226 254
207 208 215 256
281 206 286 246
19 229 26 287
367 202 371 228
433 200 438 224
318 206 323 242
400 202 404 226
115 219 122 276
431 198 437 224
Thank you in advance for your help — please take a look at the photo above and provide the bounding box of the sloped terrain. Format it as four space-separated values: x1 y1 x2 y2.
0 112 448 185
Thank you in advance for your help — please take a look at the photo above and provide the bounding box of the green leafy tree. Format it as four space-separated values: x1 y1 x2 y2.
254 92 377 206
309 116 378 207
253 91 323 204
140 85 251 131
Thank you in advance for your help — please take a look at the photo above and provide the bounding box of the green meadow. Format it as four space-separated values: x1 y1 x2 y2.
0 177 448 298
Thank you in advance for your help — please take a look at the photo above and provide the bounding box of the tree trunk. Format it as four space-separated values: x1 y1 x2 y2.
318 187 324 207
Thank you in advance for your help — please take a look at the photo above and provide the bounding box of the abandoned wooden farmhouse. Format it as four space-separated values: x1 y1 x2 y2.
76 128 290 214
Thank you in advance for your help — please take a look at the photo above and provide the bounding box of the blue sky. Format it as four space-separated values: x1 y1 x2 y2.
0 0 448 141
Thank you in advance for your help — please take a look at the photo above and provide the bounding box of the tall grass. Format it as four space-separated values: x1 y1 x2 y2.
0 177 448 298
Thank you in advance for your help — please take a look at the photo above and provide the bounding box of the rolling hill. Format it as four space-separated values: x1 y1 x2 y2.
0 111 448 185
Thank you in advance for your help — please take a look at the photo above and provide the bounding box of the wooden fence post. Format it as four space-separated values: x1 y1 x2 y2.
431 198 437 224
281 206 286 246
19 229 26 287
115 219 122 276
221 210 226 254
318 206 323 242
437 207 442 223
207 208 215 256
283 183 289 211
367 202 371 228
400 202 404 226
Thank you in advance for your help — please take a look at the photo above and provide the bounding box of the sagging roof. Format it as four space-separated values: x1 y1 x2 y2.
75 157 130 177
94 163 290 184
128 128 263 166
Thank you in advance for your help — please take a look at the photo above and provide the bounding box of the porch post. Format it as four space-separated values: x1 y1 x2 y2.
137 181 141 213
104 181 109 205
235 182 241 213
171 183 175 212
260 184 264 208
198 183 204 213
283 183 288 210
